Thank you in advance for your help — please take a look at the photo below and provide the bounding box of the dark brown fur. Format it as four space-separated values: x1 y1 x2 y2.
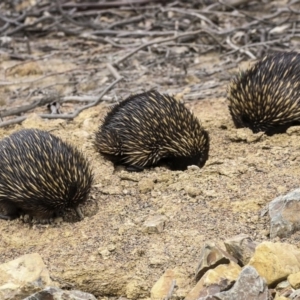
0 129 93 220
228 51 300 135
95 90 209 171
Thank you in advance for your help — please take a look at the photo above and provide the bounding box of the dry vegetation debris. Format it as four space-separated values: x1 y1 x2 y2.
1 1 300 298
1 0 300 126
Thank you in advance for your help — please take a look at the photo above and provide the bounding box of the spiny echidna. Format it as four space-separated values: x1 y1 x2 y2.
228 51 300 135
95 90 209 171
0 129 93 221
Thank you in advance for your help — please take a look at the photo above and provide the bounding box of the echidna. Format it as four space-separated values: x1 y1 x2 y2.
95 90 209 171
0 129 93 221
228 51 300 135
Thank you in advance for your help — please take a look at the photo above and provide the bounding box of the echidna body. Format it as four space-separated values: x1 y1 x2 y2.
0 129 93 220
228 51 300 135
95 90 209 171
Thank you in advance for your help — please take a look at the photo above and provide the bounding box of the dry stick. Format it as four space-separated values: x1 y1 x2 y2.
204 8 290 37
92 29 177 37
0 116 27 127
164 280 176 300
0 22 9 34
74 32 134 49
54 21 82 36
0 10 28 34
0 94 108 121
218 0 289 26
221 37 291 57
61 0 165 10
0 77 123 127
6 15 55 36
0 97 55 118
55 0 102 30
0 66 99 86
113 29 222 66
161 7 220 30
288 1 300 14
106 63 122 80
61 96 98 102
38 77 123 120
52 20 135 49
107 14 145 29
61 95 112 103
226 36 256 59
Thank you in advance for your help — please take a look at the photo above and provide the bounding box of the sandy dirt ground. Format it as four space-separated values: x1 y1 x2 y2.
1 33 300 300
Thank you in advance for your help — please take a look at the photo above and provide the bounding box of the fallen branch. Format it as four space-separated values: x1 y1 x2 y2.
0 66 99 87
38 77 123 119
61 0 169 10
0 96 57 118
0 76 123 128
113 29 224 66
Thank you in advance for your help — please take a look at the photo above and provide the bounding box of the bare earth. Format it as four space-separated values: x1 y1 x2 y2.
1 45 300 299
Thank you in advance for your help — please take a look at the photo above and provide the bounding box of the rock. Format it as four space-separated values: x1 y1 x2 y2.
119 171 140 182
187 165 200 171
203 266 269 300
100 185 123 195
149 253 169 267
156 174 171 183
288 272 300 289
99 248 111 259
0 253 52 300
195 242 237 281
287 126 300 136
184 186 202 197
276 290 293 299
23 286 97 300
138 178 155 193
126 277 148 299
269 188 300 238
275 280 293 298
185 261 241 300
276 280 291 290
150 267 190 299
248 241 300 286
224 234 258 266
289 289 300 300
143 215 166 234
227 128 264 143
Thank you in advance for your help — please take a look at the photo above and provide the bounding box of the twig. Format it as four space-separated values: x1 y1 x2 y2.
161 7 221 30
107 63 122 80
61 96 98 102
0 77 123 128
226 36 256 59
0 97 56 118
107 14 145 29
61 0 167 10
0 116 27 127
55 0 102 30
39 77 123 119
163 280 176 300
0 67 99 87
92 30 178 37
6 15 56 36
113 29 221 66
79 33 137 48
